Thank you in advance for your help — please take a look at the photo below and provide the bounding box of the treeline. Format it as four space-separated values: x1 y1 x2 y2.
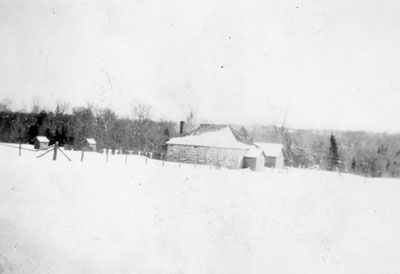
0 103 177 153
248 125 400 178
2 101 400 177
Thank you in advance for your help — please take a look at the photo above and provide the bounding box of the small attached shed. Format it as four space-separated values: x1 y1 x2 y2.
83 138 97 151
243 148 266 171
254 142 285 169
34 136 50 149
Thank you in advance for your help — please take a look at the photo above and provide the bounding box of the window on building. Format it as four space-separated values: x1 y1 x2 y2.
179 148 187 161
198 147 206 163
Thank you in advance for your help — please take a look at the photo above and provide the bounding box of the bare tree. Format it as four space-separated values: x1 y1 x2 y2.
129 103 152 150
96 107 117 150
55 100 70 114
185 108 197 131
131 103 152 121
71 106 96 148
0 99 13 112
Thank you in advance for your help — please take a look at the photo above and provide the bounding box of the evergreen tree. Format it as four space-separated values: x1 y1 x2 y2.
239 126 249 139
328 134 339 171
164 128 170 140
351 157 356 171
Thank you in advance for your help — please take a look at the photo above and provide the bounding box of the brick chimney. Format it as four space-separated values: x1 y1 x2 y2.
179 121 185 135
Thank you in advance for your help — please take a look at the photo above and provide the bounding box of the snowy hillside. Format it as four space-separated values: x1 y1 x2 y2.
1 143 400 273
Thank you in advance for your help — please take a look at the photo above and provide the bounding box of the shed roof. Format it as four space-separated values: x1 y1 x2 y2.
35 136 49 142
244 148 265 158
254 142 283 157
166 124 254 149
85 138 97 145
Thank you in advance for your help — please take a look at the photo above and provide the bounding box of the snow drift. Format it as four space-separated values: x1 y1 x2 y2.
0 144 400 273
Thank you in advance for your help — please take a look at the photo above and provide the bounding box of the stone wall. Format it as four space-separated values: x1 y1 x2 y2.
166 144 246 169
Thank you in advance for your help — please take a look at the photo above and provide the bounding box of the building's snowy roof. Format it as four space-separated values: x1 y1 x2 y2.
244 148 265 158
35 136 49 142
254 142 283 157
85 138 97 145
166 125 254 149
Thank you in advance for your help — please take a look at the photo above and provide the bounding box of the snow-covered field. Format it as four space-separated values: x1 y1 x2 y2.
1 143 400 274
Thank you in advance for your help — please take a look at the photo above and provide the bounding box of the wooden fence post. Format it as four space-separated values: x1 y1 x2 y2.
81 149 85 162
125 153 128 164
58 146 72 161
19 141 21 157
53 141 58 161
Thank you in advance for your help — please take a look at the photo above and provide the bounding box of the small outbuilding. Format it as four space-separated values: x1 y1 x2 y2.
243 148 266 171
254 142 285 169
34 136 50 149
83 138 97 151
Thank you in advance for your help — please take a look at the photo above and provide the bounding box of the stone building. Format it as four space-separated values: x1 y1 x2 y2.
166 124 265 170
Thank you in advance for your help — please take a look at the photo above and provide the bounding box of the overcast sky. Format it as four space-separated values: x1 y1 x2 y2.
1 0 400 132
